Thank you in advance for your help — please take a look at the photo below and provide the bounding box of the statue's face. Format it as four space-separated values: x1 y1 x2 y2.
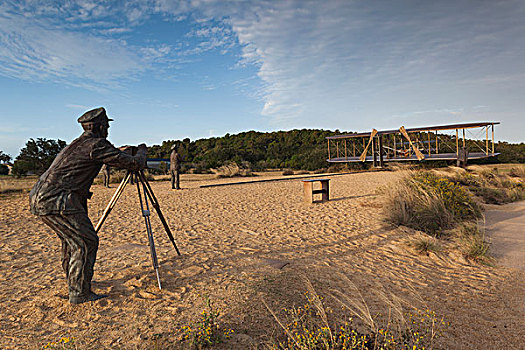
100 122 109 138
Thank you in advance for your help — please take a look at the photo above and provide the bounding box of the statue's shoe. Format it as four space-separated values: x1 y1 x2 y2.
70 292 108 304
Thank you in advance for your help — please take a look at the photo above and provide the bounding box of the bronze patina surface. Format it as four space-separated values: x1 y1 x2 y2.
29 107 147 304
170 145 183 190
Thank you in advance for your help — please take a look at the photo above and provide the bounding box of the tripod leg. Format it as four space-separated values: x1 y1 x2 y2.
138 171 181 256
95 170 132 233
136 176 162 289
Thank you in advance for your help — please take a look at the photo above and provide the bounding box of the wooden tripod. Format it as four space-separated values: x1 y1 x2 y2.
95 169 181 289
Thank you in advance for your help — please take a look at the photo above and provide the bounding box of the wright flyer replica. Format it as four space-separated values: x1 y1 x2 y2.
326 122 500 167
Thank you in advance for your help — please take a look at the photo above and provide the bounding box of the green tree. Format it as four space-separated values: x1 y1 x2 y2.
0 150 12 164
12 138 67 176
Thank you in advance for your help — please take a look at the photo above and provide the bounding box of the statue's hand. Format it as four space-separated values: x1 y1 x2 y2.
119 145 134 155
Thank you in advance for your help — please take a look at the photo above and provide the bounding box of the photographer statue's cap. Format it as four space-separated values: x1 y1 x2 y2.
77 107 114 124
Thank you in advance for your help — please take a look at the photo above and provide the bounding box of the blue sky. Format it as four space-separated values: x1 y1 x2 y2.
1 0 524 157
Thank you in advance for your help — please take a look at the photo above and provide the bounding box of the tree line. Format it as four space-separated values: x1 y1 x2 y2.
148 129 339 173
3 130 524 176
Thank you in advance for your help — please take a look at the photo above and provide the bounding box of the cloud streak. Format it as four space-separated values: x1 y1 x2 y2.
164 0 525 129
1 0 524 134
0 5 146 89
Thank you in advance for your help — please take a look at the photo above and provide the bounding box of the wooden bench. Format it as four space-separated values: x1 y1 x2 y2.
302 179 330 203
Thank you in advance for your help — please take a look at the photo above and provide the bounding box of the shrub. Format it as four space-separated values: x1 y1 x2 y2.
282 169 295 176
446 167 525 205
469 186 510 204
0 164 8 175
413 172 482 221
508 167 525 178
383 172 481 236
211 161 253 178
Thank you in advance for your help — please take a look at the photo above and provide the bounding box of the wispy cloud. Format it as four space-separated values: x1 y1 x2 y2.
65 104 91 110
157 0 525 128
0 5 146 89
1 0 524 133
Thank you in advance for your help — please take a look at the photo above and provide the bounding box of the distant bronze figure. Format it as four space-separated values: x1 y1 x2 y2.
102 164 111 188
29 107 147 304
457 147 469 168
170 144 183 190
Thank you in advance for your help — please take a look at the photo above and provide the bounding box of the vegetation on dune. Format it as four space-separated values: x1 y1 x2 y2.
180 296 234 349
211 161 254 178
383 171 481 236
42 337 75 349
42 286 447 350
444 166 525 204
383 166 524 263
265 280 447 350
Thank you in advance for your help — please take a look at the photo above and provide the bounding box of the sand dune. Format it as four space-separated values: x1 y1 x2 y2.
0 171 523 349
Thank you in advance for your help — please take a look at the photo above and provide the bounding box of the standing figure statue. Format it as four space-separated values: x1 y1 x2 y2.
170 144 183 190
102 164 111 188
29 107 147 304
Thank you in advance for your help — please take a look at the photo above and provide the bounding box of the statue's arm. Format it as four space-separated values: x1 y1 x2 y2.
90 139 146 170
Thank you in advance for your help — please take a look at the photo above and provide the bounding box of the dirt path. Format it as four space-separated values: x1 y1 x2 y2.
484 201 525 270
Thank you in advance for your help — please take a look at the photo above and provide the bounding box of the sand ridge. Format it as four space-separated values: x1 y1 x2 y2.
0 171 523 349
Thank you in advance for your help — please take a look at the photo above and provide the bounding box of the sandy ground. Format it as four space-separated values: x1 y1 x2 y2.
0 171 523 349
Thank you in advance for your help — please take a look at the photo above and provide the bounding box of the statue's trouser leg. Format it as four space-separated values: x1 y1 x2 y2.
176 170 180 189
61 239 70 278
171 170 175 189
41 214 99 299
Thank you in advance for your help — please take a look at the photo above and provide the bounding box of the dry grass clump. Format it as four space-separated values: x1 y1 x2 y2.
445 167 525 204
266 278 446 350
410 237 442 255
384 170 495 264
454 222 491 263
508 166 525 178
211 161 253 178
383 171 481 236
0 175 36 195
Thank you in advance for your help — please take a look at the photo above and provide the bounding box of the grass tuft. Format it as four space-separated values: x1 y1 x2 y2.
265 278 447 350
455 222 491 263
211 161 253 178
411 237 441 255
383 171 481 236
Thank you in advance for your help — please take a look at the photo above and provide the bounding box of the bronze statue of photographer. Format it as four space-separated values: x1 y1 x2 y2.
29 107 147 304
